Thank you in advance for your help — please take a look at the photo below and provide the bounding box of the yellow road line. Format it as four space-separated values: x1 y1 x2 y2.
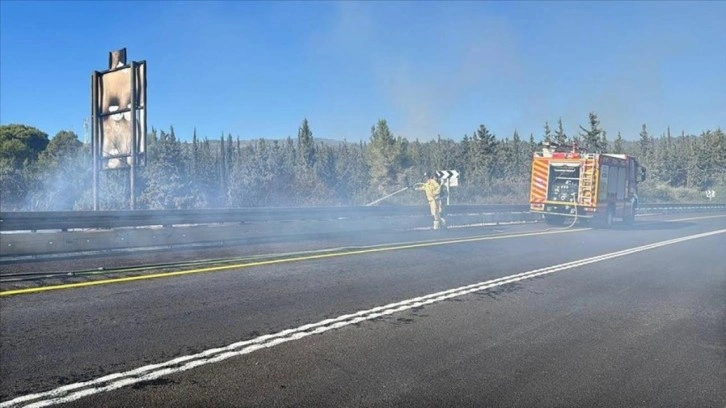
1 228 590 297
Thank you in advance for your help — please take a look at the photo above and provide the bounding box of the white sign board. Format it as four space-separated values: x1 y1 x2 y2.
436 170 459 187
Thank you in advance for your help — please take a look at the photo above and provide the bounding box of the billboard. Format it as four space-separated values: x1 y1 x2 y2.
93 57 146 170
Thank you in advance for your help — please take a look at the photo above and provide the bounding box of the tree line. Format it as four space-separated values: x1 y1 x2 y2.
1 112 724 211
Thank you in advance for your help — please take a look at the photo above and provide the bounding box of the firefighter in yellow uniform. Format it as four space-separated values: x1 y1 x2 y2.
416 172 445 230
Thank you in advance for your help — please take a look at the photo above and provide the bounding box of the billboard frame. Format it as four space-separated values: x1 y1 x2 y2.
91 49 147 210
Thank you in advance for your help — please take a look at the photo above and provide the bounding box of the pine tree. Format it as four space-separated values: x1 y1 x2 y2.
638 124 651 159
191 127 198 175
367 119 409 199
192 136 223 207
543 121 553 143
462 124 498 199
512 130 523 178
332 141 369 204
578 112 605 152
294 119 333 205
219 133 227 198
472 125 497 171
702 129 726 185
685 133 707 189
613 131 624 154
226 133 234 171
138 127 196 209
297 118 315 168
554 118 568 145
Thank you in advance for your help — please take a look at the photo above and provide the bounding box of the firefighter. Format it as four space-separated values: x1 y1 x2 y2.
416 172 444 230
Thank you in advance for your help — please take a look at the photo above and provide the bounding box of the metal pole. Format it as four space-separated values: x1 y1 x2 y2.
91 72 99 211
141 61 147 167
446 180 451 206
130 62 137 210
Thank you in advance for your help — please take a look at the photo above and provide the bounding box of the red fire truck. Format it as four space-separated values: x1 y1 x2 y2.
529 142 646 226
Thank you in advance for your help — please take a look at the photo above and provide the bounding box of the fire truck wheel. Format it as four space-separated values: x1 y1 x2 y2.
623 202 637 225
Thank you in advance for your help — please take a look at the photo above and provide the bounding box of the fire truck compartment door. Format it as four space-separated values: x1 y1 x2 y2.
599 165 609 200
601 165 627 200
617 166 626 199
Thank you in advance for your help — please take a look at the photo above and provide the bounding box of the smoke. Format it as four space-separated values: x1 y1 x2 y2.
309 2 524 141
555 8 719 139
373 17 523 141
495 2 725 139
310 2 725 142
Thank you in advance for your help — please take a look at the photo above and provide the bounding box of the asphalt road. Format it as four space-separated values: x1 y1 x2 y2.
1 213 725 407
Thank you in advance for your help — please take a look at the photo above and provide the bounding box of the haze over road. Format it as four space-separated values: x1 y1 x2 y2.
2 213 725 407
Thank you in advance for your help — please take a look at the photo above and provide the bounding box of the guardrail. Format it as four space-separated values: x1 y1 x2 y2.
637 204 726 212
1 203 723 259
1 203 725 232
0 205 530 232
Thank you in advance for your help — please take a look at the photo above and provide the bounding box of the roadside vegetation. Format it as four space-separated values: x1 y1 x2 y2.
1 113 724 211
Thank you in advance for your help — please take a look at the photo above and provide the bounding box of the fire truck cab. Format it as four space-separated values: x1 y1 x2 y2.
529 142 646 227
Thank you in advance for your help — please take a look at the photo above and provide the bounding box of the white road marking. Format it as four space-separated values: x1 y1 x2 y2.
3 228 725 408
667 214 726 222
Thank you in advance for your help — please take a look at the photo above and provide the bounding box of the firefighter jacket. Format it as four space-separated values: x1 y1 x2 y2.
418 178 441 202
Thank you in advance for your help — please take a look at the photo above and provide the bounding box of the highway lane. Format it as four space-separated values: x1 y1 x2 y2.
1 213 725 407
0 219 539 285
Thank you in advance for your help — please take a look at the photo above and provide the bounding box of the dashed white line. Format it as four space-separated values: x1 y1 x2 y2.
3 228 725 408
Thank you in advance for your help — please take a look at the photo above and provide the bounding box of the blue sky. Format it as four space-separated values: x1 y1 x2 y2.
1 0 724 143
